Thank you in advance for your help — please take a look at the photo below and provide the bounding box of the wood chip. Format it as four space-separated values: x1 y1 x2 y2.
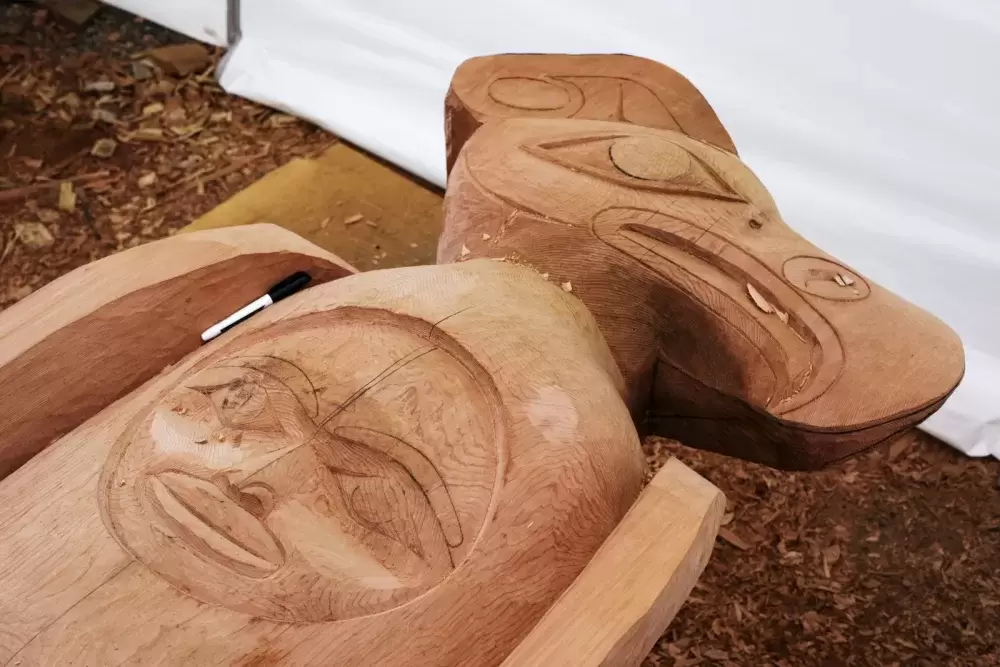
482 232 491 241
541 272 549 280
137 173 157 188
888 436 913 461
82 80 115 93
148 43 212 77
90 138 117 158
14 222 54 249
718 526 752 551
746 283 774 314
364 219 378 228
268 114 299 128
801 611 821 633
91 108 118 124
58 182 76 212
129 127 166 142
460 244 471 258
776 309 789 324
131 61 153 81
834 274 847 287
36 209 60 224
840 273 856 286
0 171 110 205
823 544 841 565
561 281 573 292
142 102 164 117
343 213 364 225
318 217 331 230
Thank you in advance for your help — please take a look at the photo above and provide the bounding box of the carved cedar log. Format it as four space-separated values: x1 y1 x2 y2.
0 258 649 666
440 115 963 469
0 224 355 480
445 53 738 175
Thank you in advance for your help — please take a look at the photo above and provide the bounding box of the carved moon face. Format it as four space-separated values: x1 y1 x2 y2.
101 308 505 622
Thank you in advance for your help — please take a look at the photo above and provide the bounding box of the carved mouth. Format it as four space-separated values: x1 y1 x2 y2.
147 470 284 578
593 207 844 413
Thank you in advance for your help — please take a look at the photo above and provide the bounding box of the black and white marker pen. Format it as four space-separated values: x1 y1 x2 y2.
200 271 312 342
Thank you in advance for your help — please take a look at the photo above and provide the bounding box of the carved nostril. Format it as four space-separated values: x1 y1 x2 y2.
749 219 763 230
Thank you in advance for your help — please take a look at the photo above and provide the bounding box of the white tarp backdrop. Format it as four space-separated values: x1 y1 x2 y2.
103 0 228 45
124 0 1000 457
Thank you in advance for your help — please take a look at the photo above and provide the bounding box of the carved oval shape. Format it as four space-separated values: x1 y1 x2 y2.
488 76 570 111
783 256 871 301
102 308 506 623
609 135 696 182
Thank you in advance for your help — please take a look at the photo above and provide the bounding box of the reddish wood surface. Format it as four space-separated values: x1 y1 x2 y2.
446 53 737 174
441 70 963 469
0 224 354 479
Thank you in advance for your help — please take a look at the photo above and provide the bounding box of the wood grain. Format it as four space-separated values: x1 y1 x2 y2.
446 53 737 175
503 458 725 667
0 224 354 479
440 117 964 468
0 258 646 666
183 143 444 271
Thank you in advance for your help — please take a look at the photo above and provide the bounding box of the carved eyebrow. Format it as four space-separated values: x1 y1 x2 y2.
187 379 244 395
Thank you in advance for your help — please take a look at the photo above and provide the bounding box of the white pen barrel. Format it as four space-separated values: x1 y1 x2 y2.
200 294 274 342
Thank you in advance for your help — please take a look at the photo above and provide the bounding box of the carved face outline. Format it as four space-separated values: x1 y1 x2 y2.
100 309 506 623
456 119 862 413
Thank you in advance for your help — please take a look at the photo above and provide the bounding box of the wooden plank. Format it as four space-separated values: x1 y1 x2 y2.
184 143 444 271
503 458 725 667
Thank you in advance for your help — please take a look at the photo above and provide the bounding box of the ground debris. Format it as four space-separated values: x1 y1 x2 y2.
14 222 54 249
147 43 212 76
90 138 117 158
641 431 1000 666
0 4 334 311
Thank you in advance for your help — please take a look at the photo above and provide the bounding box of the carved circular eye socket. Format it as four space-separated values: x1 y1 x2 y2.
749 219 763 230
487 77 570 111
609 136 694 181
782 256 871 301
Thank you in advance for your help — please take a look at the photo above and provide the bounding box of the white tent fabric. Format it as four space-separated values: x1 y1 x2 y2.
144 0 1000 456
103 0 228 46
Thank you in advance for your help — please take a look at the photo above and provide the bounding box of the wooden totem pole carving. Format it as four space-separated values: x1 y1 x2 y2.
0 53 961 666
442 54 964 469
0 225 718 667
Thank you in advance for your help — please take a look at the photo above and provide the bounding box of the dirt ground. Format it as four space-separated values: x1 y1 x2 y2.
2 6 998 666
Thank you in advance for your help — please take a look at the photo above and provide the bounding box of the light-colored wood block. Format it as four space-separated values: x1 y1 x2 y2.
503 458 724 667
184 144 444 270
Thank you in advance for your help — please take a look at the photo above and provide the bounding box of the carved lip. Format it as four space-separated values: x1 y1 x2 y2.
594 207 845 414
148 470 284 578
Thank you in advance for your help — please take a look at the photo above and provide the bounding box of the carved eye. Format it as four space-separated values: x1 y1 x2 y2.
522 133 745 203
488 77 573 111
